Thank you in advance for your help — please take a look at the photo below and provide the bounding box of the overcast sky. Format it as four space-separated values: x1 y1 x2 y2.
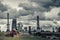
0 0 59 19
0 0 60 30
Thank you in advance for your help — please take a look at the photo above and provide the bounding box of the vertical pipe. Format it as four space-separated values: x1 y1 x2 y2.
7 13 10 32
37 16 40 29
29 26 31 35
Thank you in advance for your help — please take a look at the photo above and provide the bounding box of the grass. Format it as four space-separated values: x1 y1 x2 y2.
0 32 5 40
4 37 19 40
4 34 20 40
0 32 48 40
4 36 48 40
0 32 19 40
2 34 48 40
20 36 47 40
0 32 5 36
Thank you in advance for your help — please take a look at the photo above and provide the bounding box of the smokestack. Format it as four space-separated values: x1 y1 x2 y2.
6 13 10 32
37 16 40 30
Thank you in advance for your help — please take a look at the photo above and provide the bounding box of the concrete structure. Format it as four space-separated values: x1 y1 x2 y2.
0 24 7 32
17 23 23 32
12 19 17 30
24 27 27 31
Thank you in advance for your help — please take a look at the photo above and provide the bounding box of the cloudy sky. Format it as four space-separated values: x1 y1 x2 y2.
0 0 60 31
0 0 60 19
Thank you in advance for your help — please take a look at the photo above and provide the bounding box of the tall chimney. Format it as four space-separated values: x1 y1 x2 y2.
37 16 40 30
6 13 10 32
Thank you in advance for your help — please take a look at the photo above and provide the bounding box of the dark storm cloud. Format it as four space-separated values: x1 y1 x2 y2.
0 0 60 20
27 0 60 20
18 0 60 14
30 13 45 20
0 1 8 12
29 0 52 11
0 1 9 19
18 1 49 20
18 9 34 16
18 2 49 12
30 0 60 8
43 0 60 8
7 8 34 19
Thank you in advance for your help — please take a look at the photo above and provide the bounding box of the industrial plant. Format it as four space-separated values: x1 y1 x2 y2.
0 13 60 40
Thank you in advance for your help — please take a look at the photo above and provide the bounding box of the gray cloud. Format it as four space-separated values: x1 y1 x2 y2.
18 0 60 20
18 9 34 16
0 0 60 20
0 1 8 12
0 0 60 30
30 0 60 8
18 1 49 12
18 1 47 20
